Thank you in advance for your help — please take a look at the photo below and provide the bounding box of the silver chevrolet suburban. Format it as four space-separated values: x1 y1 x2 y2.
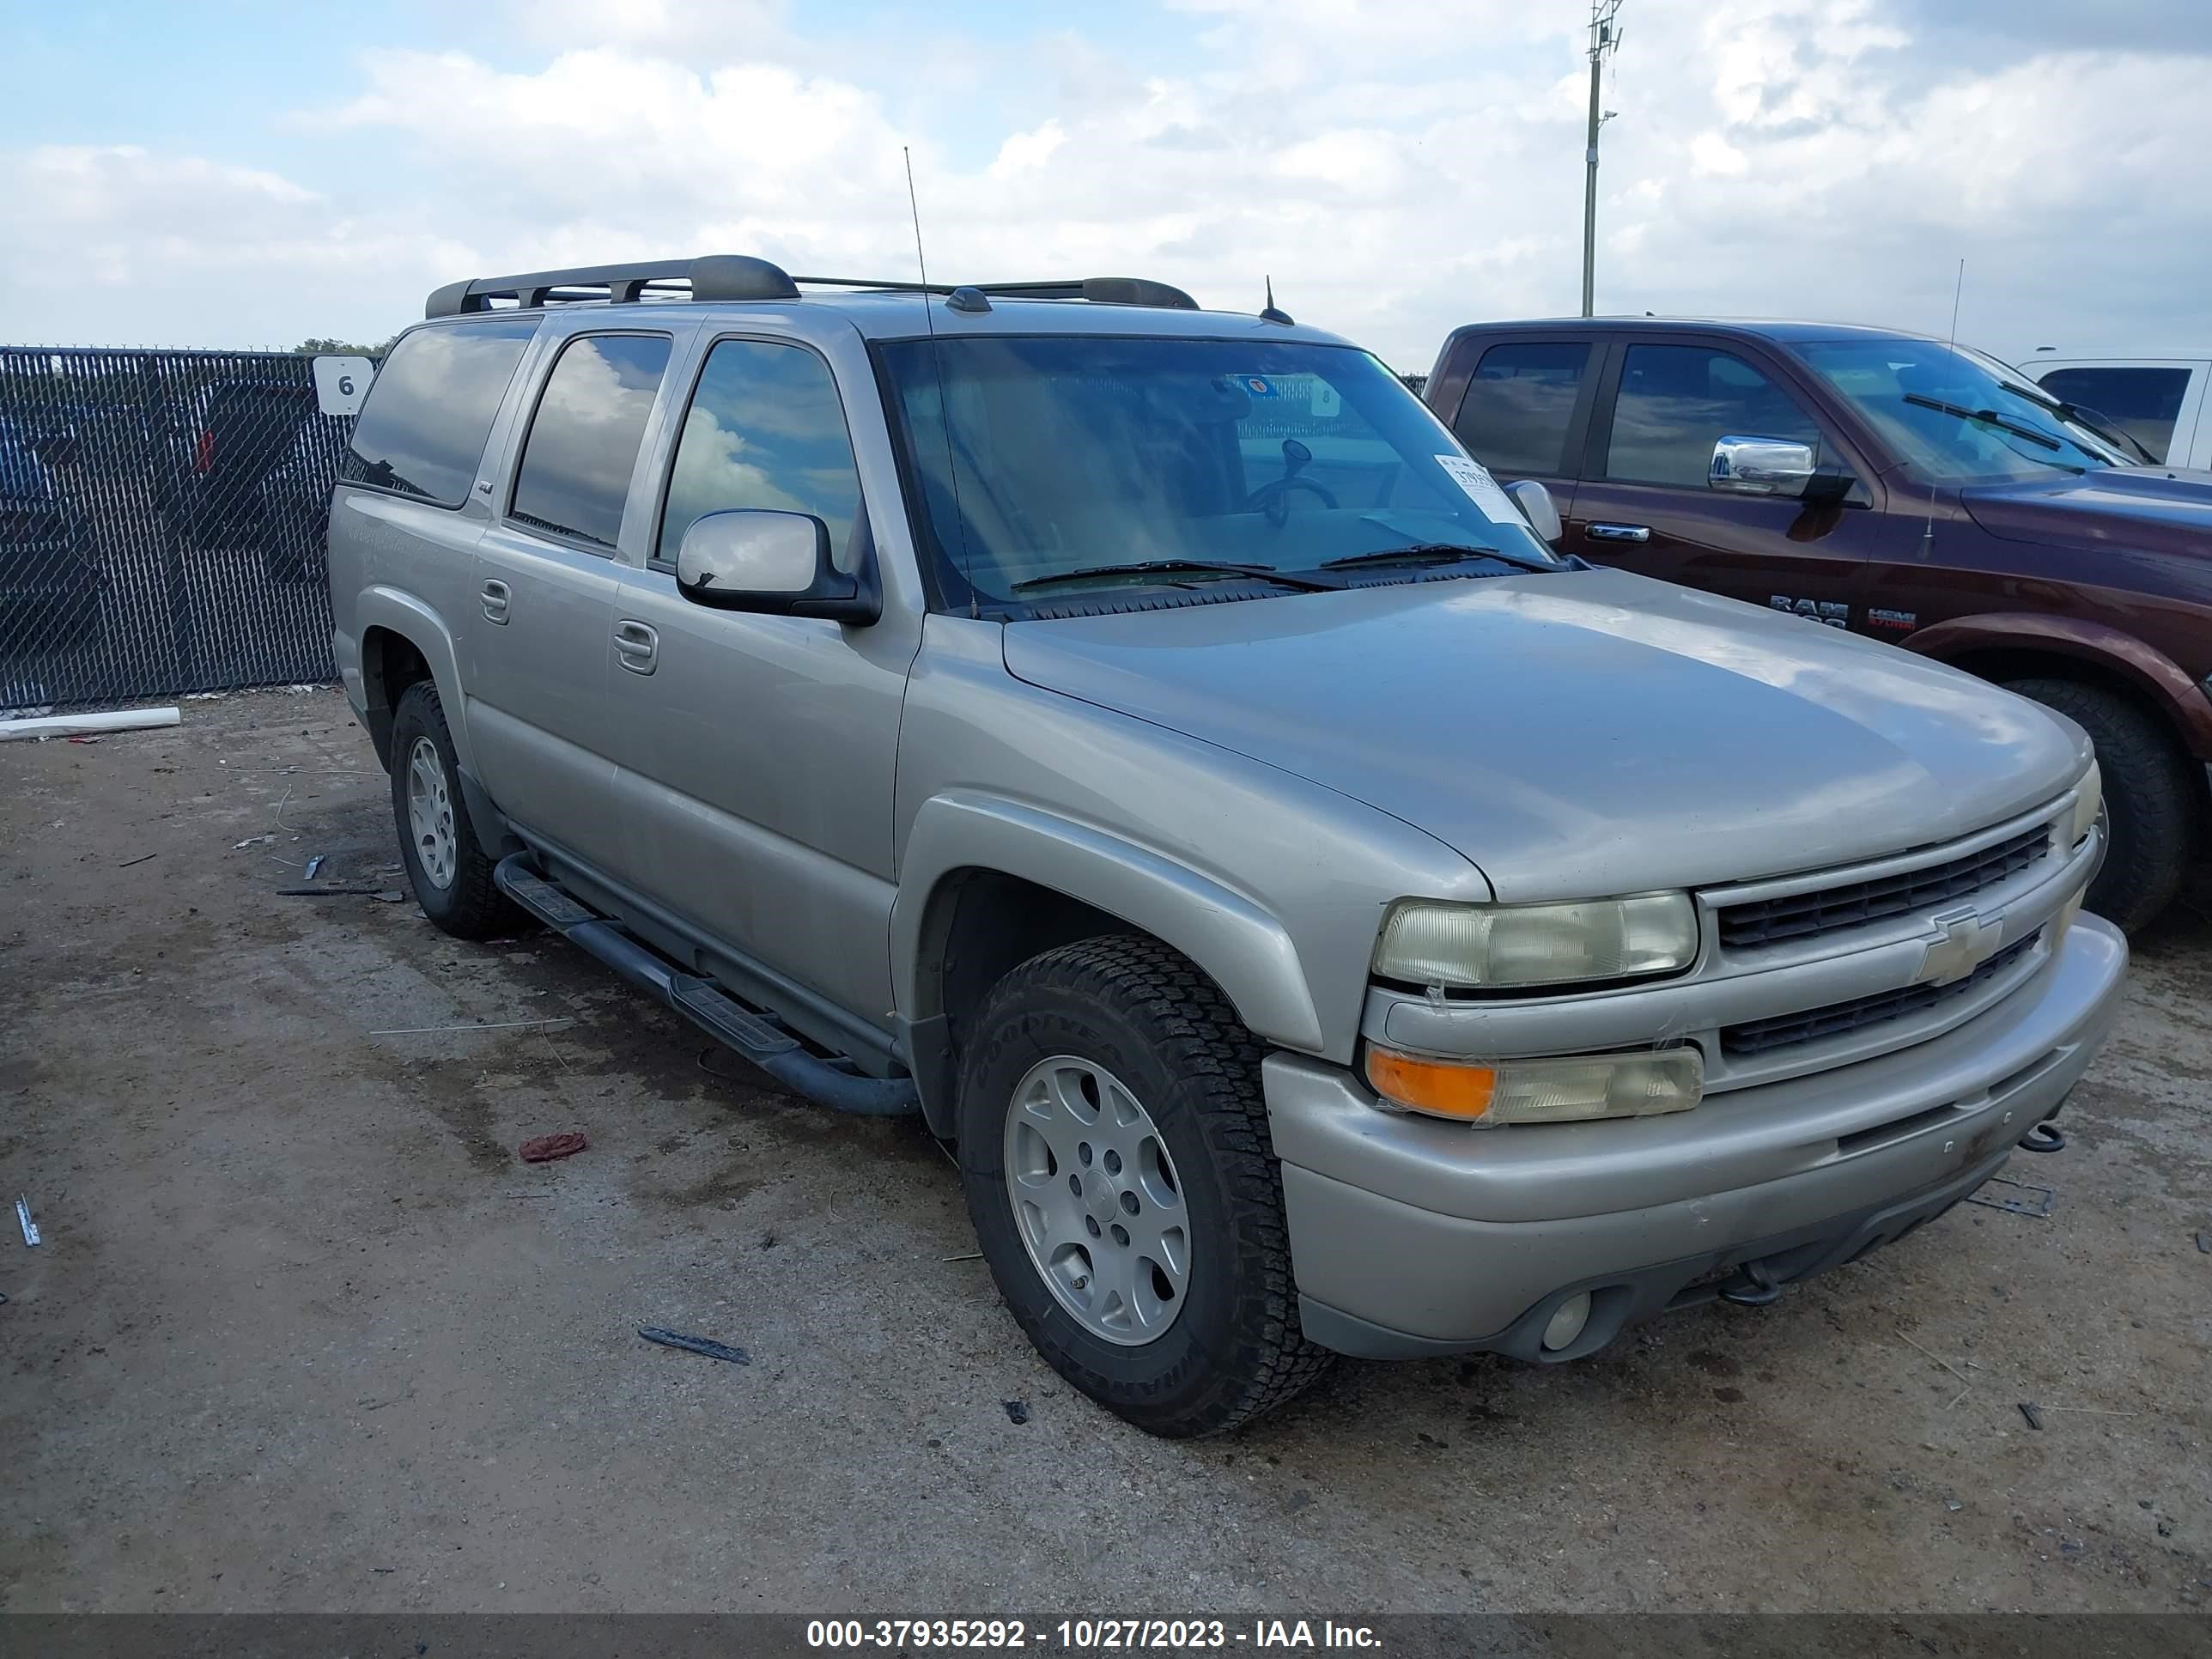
329 254 2127 1437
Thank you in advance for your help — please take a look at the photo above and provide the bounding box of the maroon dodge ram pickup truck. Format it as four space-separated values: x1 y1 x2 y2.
1425 317 2212 931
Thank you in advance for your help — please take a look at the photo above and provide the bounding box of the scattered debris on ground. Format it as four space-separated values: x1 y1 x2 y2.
637 1327 750 1366
519 1132 588 1164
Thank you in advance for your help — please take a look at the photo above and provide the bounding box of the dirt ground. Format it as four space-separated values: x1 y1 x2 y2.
2 687 2208 1614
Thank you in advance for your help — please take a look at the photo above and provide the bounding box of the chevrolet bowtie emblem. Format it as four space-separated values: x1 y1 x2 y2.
1919 906 2002 986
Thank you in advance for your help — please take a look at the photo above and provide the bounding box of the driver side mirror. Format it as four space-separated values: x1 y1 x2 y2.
1504 477 1563 545
676 509 878 625
1709 434 1818 497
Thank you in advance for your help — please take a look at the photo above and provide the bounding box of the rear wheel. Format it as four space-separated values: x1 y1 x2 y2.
956 934 1333 1437
387 681 513 939
2003 676 2198 933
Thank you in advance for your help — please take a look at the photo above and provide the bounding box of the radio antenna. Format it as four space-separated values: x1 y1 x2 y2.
1921 257 1966 555
904 146 979 618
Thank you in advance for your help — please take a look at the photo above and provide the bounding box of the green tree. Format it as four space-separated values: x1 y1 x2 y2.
292 336 397 357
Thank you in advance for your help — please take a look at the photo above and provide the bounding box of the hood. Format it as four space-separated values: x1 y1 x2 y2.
1002 568 2088 902
1960 465 2212 557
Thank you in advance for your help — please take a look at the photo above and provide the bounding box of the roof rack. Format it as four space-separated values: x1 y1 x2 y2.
424 258 1200 319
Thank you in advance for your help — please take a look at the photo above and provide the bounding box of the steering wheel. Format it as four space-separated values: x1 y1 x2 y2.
1240 437 1339 526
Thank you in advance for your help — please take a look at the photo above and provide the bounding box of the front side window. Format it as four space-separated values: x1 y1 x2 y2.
1454 341 1591 476
343 319 539 507
658 338 863 568
510 333 672 549
2035 366 2191 463
876 335 1559 608
1605 345 1823 489
1798 339 2126 483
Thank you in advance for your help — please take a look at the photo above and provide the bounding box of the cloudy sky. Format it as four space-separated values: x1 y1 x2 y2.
3 0 2203 372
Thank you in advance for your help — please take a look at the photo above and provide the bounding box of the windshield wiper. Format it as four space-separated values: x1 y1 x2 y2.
1012 559 1334 595
1996 380 2157 465
1902 392 2063 452
1320 542 1558 576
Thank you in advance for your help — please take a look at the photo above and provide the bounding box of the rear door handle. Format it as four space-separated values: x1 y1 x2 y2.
1586 523 1651 544
480 578 511 623
613 618 658 676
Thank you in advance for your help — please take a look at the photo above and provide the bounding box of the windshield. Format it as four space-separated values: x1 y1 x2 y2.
877 334 1559 607
1798 338 2129 483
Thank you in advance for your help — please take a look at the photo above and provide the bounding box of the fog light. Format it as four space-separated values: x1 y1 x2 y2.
1541 1291 1592 1352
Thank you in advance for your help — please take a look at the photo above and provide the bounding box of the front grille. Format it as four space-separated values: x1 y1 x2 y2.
1717 824 2051 949
1720 930 2043 1057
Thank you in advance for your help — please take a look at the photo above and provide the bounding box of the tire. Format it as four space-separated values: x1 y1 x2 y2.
2003 676 2199 933
956 934 1334 1437
387 680 514 939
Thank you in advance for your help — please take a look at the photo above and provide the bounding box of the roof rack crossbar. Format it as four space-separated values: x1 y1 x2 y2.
427 258 1200 319
427 256 804 319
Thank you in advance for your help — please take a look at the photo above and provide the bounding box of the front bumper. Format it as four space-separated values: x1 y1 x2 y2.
1268 914 2127 1359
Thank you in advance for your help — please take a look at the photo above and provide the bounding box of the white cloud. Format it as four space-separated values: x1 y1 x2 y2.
3 1 2209 362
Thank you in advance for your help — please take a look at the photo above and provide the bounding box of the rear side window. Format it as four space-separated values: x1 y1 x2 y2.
1452 341 1591 476
657 337 863 568
343 320 538 507
1606 344 1821 488
510 333 673 549
2036 366 2192 463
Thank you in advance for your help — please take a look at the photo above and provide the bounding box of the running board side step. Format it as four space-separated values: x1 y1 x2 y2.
495 854 918 1117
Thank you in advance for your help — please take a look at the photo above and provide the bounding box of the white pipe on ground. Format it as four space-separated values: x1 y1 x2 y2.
0 706 182 743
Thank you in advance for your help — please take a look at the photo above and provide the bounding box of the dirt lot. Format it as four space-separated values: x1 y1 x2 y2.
3 688 2209 1614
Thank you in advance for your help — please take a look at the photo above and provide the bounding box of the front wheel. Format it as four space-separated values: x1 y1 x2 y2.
2003 677 2199 933
956 935 1333 1437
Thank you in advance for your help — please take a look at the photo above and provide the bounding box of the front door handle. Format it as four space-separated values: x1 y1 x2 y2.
613 618 659 676
1586 523 1652 544
480 578 511 623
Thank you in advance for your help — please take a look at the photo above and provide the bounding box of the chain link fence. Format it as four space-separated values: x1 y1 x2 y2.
1 347 354 713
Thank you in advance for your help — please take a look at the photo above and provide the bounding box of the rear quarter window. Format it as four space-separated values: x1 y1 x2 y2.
343 320 540 507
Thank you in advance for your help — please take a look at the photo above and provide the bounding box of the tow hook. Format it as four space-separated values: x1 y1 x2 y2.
2018 1121 2067 1154
1717 1258 1785 1307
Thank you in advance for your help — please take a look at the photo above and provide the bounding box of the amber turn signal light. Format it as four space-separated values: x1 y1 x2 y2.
1364 1048 1498 1121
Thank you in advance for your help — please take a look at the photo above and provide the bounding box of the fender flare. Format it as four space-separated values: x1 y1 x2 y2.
1905 611 2212 754
353 586 475 774
890 791 1328 1054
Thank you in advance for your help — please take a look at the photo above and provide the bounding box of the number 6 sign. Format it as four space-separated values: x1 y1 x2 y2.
312 355 375 416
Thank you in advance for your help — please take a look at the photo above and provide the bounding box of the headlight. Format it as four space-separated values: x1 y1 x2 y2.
1365 1045 1704 1126
2067 761 2102 848
1372 894 1698 991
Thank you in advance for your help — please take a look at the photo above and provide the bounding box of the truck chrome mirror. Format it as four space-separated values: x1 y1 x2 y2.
1710 434 1817 497
1504 477 1563 544
676 509 879 624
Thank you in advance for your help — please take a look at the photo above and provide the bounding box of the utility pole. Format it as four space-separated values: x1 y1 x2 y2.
1581 0 1625 317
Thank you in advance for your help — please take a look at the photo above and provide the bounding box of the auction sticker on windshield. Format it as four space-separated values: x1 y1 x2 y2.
1435 453 1521 523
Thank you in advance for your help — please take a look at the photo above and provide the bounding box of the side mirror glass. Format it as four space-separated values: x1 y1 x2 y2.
1710 434 1816 497
1503 477 1563 544
675 509 878 624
